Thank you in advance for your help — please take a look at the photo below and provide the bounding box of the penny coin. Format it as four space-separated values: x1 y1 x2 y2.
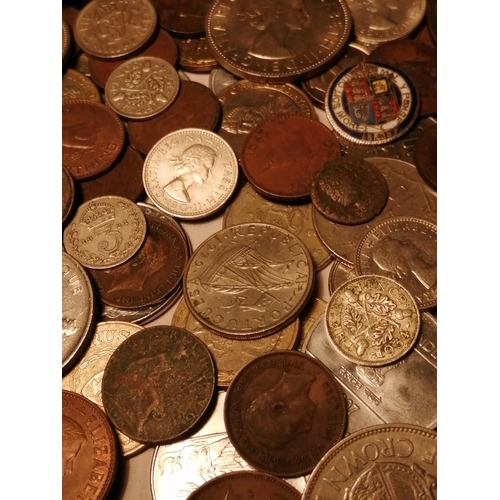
105 57 180 120
325 62 420 146
184 223 315 338
62 391 117 500
89 203 189 309
206 0 352 83
63 69 101 102
128 80 221 155
62 19 71 66
326 275 420 366
175 36 219 72
302 424 437 499
62 252 97 374
355 216 437 310
63 195 147 270
62 100 125 180
224 350 347 477
74 0 157 59
311 156 389 224
186 471 301 499
414 122 437 191
101 325 216 443
241 115 342 201
62 166 75 225
143 128 239 220
62 321 146 457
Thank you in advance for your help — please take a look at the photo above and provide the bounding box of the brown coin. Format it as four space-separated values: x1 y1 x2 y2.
427 0 437 43
77 145 144 203
416 23 436 48
241 115 342 201
310 156 389 225
175 36 219 72
63 19 71 66
101 325 216 443
63 68 101 102
128 80 221 155
414 122 437 191
62 390 117 500
88 28 178 88
62 100 125 180
89 203 189 309
186 471 301 499
224 350 347 477
62 166 75 225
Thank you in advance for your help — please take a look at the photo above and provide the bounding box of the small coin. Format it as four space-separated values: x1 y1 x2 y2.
175 36 219 72
63 195 147 270
101 325 216 443
208 67 240 96
326 275 420 366
62 391 117 500
224 350 347 477
63 68 100 102
414 122 437 191
62 166 75 226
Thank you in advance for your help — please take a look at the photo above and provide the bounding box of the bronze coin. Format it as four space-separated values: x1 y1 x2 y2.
89 203 189 309
186 471 301 499
224 350 347 477
62 166 75 225
88 28 178 89
101 325 216 444
310 156 389 225
414 122 437 191
128 80 221 155
175 36 219 72
62 100 125 180
241 115 342 201
62 391 117 500
62 19 71 67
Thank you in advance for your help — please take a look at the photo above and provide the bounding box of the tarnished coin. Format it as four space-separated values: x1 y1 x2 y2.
74 0 157 59
62 166 75 225
101 325 216 443
184 223 314 338
224 350 347 477
63 68 100 102
310 156 388 224
62 321 146 457
302 424 437 499
62 391 117 500
355 216 437 310
63 196 147 270
414 122 437 191
105 57 180 120
143 128 238 219
62 252 97 374
63 19 71 66
326 275 420 366
175 36 219 72
206 0 352 83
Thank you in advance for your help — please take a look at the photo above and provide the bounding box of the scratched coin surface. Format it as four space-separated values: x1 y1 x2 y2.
101 325 216 443
62 390 118 500
184 223 315 338
302 424 437 500
326 275 420 367
224 350 347 477
63 195 147 270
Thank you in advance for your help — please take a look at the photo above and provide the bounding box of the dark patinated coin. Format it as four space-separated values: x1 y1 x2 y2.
310 156 389 225
414 123 437 191
101 325 215 444
224 350 347 477
62 166 75 225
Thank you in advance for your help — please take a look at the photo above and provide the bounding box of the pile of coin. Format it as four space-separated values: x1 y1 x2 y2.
62 0 437 498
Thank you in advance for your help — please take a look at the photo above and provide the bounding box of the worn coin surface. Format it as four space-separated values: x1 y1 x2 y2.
302 424 437 499
175 36 219 72
63 195 147 270
62 68 101 102
62 166 75 226
326 275 420 366
143 128 239 219
414 122 437 191
224 350 347 477
101 325 216 443
184 223 315 338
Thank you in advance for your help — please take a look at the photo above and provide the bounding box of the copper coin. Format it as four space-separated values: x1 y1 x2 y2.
186 471 301 499
89 203 189 309
128 80 221 155
101 325 216 443
62 166 75 225
367 40 437 116
175 36 219 72
77 145 144 203
241 115 342 201
414 122 437 191
63 19 71 66
310 156 389 225
62 391 117 500
62 100 125 180
88 28 178 88
224 350 347 477
63 68 101 102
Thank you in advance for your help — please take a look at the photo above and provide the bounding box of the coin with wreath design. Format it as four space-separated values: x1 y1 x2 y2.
325 275 420 367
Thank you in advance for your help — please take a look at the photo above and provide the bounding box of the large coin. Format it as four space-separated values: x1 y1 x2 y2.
224 350 347 477
183 223 315 338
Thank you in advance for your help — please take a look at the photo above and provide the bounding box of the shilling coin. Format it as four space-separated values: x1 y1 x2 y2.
63 195 147 270
63 68 101 102
325 62 420 146
184 223 315 339
325 275 420 367
62 166 75 226
143 128 239 220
